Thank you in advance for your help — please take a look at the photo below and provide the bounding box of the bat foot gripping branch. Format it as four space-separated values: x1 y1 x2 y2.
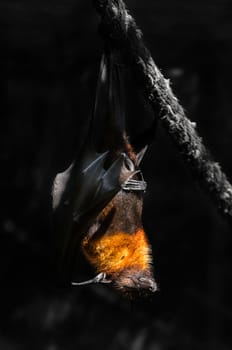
71 272 112 286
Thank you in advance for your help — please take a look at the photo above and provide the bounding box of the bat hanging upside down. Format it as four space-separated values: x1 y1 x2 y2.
52 49 157 298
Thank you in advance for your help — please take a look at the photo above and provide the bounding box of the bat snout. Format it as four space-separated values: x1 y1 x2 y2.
137 276 157 292
113 269 158 297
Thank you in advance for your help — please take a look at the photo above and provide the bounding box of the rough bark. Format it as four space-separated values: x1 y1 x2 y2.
93 0 232 225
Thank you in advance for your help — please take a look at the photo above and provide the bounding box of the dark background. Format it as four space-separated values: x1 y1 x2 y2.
1 0 232 349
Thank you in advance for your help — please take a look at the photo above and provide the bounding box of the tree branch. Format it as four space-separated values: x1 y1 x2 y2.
93 0 232 224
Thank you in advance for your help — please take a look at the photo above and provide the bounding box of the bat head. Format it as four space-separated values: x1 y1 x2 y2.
111 268 157 298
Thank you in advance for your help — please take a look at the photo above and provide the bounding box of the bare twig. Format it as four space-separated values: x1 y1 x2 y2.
93 0 232 224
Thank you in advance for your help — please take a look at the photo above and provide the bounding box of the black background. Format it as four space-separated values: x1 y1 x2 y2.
1 0 232 349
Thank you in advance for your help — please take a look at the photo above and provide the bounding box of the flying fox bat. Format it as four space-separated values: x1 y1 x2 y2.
52 49 157 297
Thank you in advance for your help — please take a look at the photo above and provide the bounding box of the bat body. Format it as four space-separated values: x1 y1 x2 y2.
82 152 156 296
53 48 157 297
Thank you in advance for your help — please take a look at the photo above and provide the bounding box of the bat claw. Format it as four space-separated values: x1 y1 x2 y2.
121 178 147 192
71 272 112 286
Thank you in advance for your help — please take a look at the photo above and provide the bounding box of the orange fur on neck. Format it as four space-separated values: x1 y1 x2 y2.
82 228 152 274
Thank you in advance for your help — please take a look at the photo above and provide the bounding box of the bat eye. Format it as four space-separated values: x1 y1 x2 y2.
124 155 135 172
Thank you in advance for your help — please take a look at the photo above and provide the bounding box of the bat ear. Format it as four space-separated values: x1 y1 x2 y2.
135 145 148 166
